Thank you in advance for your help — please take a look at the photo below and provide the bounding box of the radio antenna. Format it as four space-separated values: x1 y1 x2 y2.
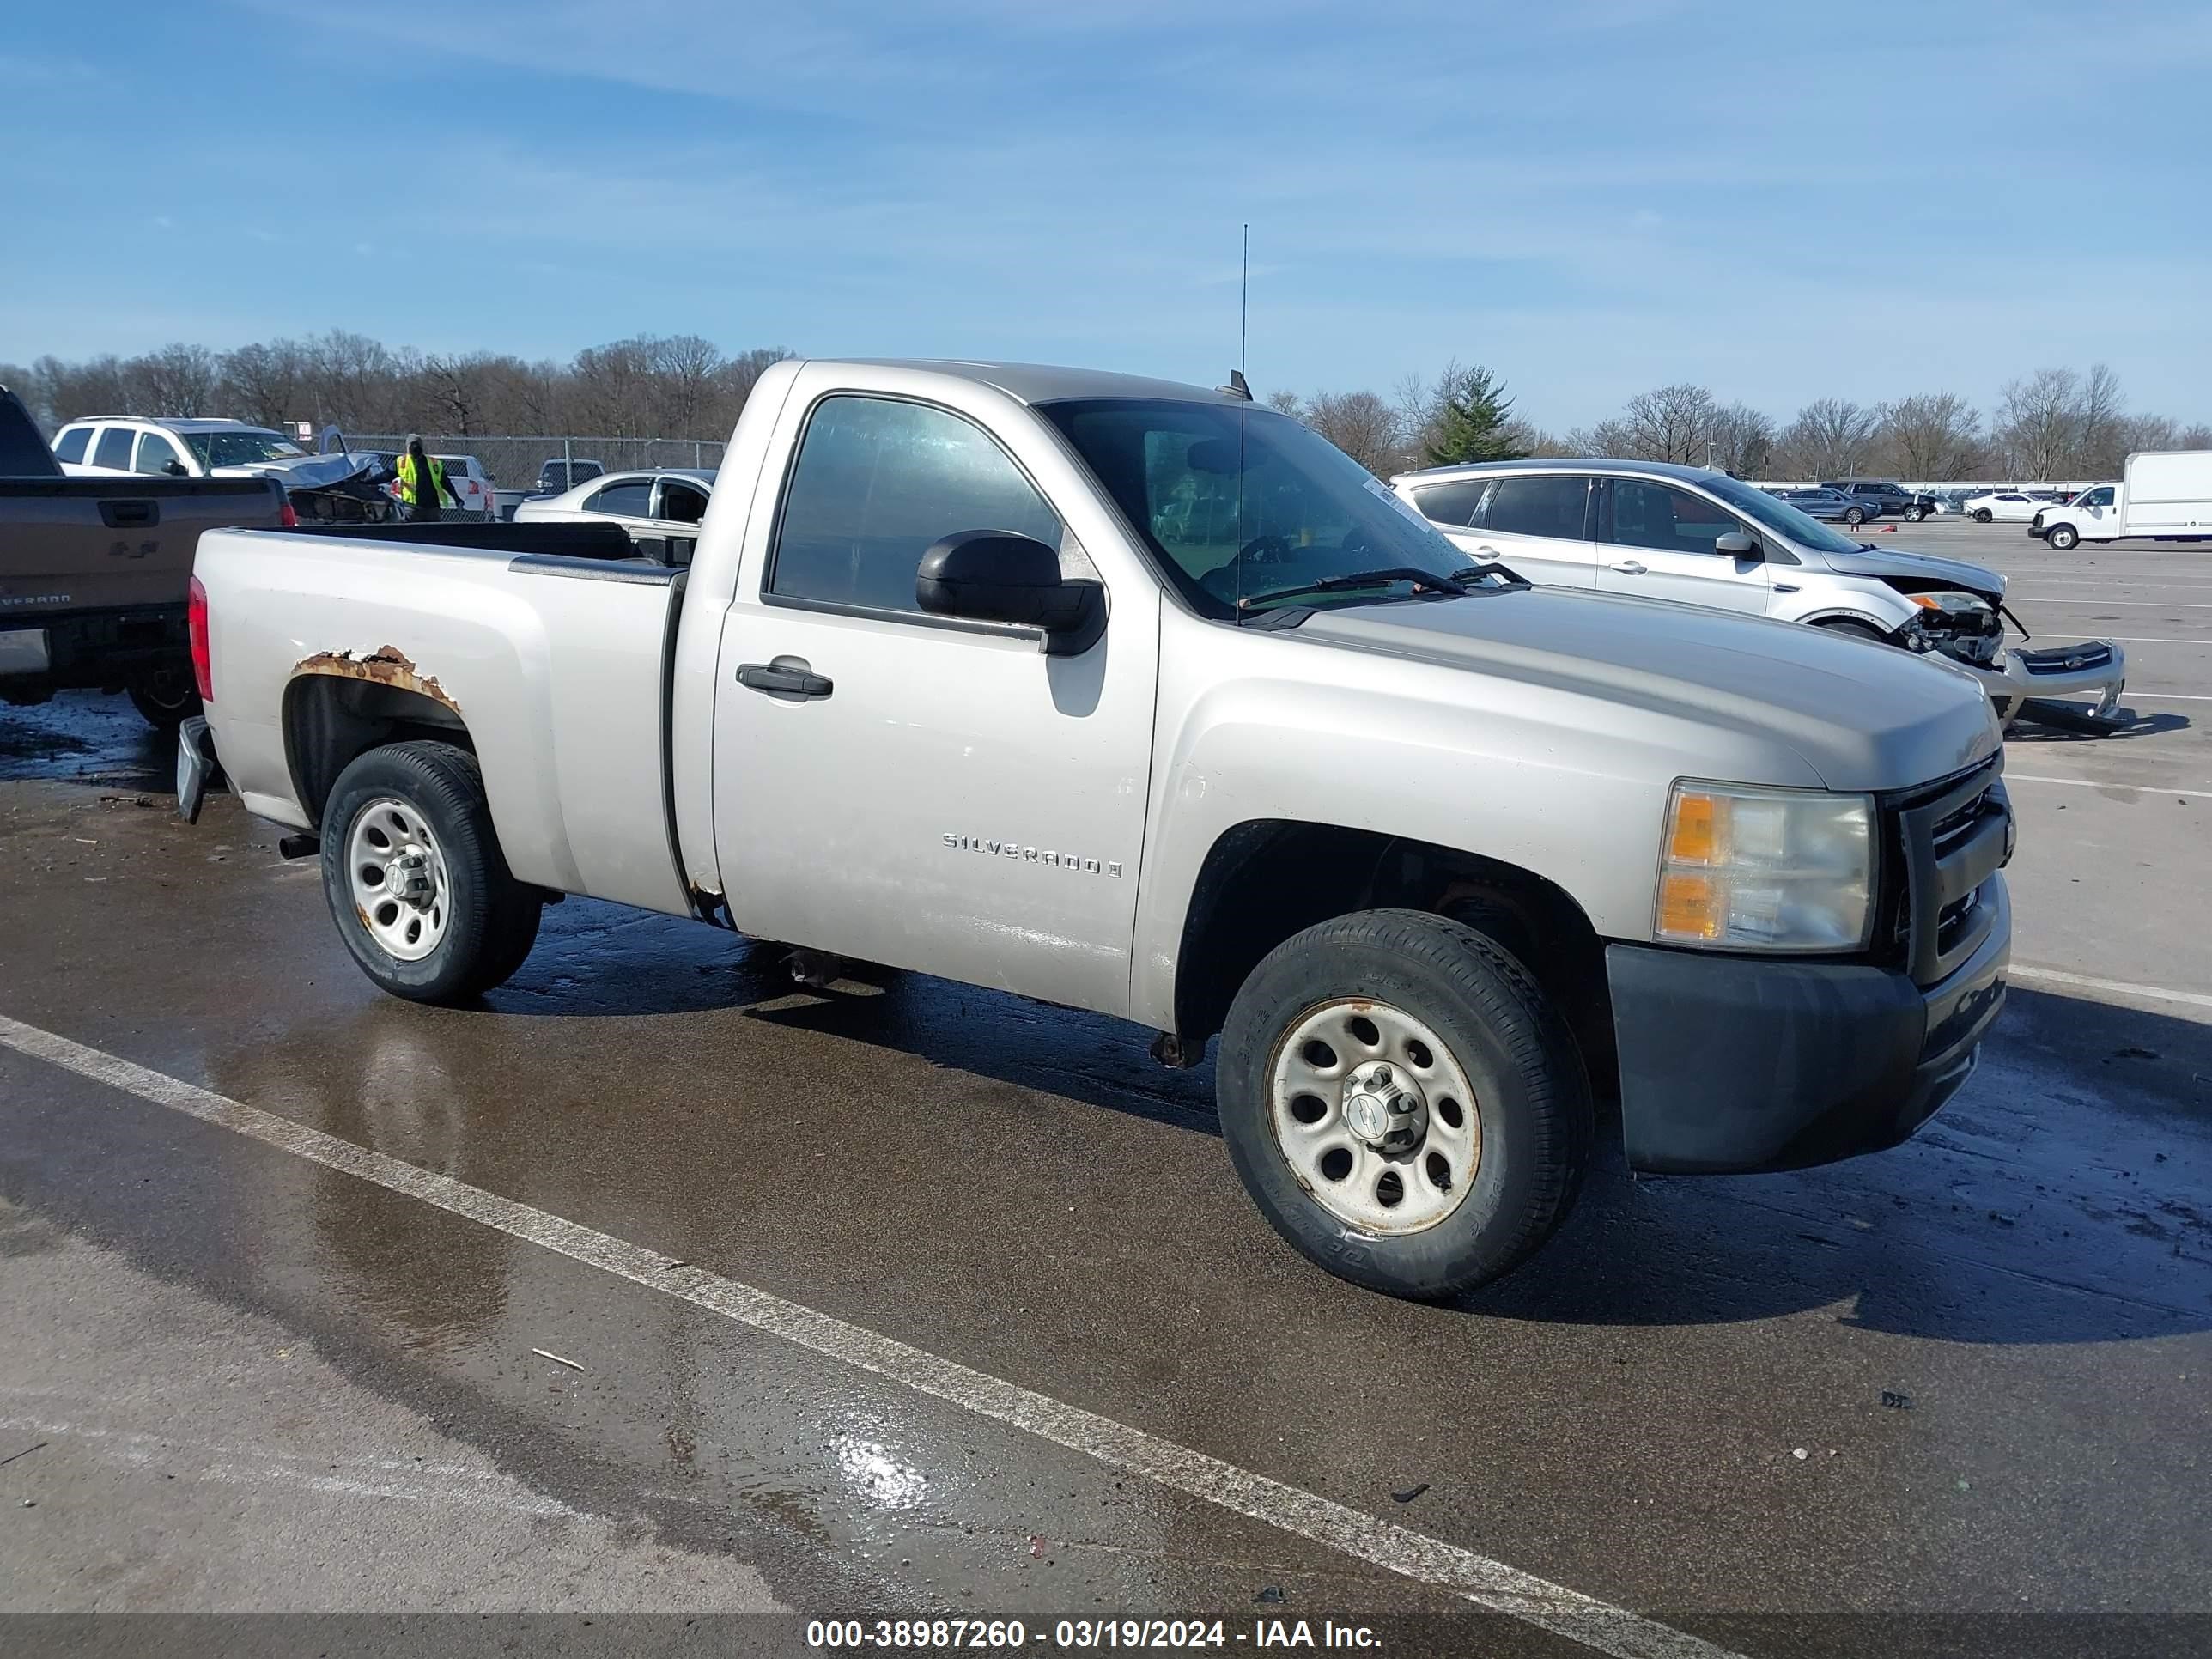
1235 223 1249 615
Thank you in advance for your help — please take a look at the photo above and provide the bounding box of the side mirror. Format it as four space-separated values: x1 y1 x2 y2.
916 531 1106 657
1715 530 1760 558
164 461 189 477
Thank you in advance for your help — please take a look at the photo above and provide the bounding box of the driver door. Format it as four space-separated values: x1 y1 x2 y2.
709 385 1159 1017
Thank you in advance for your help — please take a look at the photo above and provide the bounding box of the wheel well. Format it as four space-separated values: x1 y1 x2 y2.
1173 822 1617 1102
283 673 473 829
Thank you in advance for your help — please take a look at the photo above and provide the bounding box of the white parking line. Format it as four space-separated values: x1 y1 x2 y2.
2008 598 2212 608
2078 637 2212 647
0 1012 1739 1659
2010 966 2212 1012
2008 775 2212 801
2120 691 2212 701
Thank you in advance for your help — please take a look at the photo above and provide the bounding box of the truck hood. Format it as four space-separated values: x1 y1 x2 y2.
1301 588 1999 793
209 453 373 489
1812 544 2006 597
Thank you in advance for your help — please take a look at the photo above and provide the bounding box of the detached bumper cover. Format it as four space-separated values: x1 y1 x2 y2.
1964 641 2126 718
1607 877 2010 1174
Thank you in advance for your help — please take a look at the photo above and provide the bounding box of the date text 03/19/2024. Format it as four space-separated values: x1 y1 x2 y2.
805 1618 1382 1649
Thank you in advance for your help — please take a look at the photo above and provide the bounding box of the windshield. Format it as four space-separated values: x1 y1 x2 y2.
1705 474 1864 555
1038 399 1470 616
185 428 307 467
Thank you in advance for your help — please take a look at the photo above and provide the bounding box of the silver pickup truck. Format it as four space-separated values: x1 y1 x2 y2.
181 359 2014 1299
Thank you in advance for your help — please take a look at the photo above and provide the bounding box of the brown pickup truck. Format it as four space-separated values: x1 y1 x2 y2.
1 384 288 729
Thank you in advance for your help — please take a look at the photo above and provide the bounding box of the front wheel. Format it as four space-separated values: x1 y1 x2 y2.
1816 618 1892 645
1216 910 1593 1300
2046 524 2080 550
1844 507 1868 526
320 741 543 1004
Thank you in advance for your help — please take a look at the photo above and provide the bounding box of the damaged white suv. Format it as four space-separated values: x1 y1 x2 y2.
1395 459 2125 726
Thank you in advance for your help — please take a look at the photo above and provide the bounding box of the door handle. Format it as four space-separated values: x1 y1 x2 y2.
1610 559 1648 575
736 656 833 700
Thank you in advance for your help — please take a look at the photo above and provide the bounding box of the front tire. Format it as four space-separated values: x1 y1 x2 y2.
1216 909 1593 1300
2046 524 2080 550
320 741 543 1004
1844 507 1868 526
1816 618 1891 644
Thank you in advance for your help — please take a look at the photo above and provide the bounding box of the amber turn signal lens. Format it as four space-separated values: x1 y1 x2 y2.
1657 872 1719 941
1668 792 1720 865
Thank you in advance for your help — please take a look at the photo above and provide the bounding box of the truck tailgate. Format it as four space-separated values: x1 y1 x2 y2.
0 478 285 618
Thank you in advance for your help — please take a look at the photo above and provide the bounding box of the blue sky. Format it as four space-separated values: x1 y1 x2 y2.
3 0 2208 428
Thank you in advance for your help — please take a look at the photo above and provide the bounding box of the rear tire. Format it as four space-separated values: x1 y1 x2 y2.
1216 909 1593 1301
127 672 202 732
1973 508 1993 523
2046 524 2080 550
1905 505 1927 522
319 741 543 1005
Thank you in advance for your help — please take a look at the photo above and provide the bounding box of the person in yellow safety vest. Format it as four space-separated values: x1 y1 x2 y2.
394 434 463 524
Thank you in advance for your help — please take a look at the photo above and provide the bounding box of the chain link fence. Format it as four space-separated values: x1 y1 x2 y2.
346 434 727 490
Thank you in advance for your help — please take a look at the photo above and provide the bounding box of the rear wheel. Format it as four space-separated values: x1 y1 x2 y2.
1973 508 1994 523
1216 909 1593 1300
320 741 543 1004
2046 524 2080 550
1905 505 1927 522
127 668 202 732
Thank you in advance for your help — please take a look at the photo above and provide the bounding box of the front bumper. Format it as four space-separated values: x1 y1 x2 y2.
1962 641 2126 723
1607 876 2010 1175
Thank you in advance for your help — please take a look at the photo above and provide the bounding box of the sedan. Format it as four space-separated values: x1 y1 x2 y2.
1961 491 2042 523
514 468 714 550
1778 487 1876 526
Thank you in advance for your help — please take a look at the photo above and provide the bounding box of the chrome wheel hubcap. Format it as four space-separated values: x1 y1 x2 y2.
347 797 451 962
1269 1000 1480 1236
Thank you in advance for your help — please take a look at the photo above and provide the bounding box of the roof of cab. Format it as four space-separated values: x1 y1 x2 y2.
820 359 1246 407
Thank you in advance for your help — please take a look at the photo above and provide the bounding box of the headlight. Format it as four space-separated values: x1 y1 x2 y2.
1656 781 1874 951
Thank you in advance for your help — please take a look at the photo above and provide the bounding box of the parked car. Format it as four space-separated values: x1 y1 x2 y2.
513 467 713 555
533 458 605 495
1395 458 2126 725
182 357 2016 1302
52 416 372 495
1778 487 1865 523
1960 490 2042 523
2031 452 2212 549
1822 479 1940 522
2 385 288 729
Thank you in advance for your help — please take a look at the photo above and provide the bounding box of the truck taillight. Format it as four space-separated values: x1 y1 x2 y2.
187 575 212 702
280 497 298 527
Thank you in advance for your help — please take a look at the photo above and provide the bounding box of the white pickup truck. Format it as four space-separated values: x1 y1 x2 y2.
179 359 2014 1298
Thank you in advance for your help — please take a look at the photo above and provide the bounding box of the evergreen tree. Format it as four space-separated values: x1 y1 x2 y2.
1425 365 1529 466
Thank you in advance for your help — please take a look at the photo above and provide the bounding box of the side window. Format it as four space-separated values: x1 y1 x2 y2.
2083 486 2115 507
135 431 185 475
54 426 91 464
770 395 1060 615
1485 476 1589 541
1410 479 1489 528
93 427 135 470
585 480 653 517
1612 481 1739 555
657 481 708 524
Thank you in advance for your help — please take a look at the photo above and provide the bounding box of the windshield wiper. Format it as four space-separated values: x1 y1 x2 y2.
1236 562 1522 615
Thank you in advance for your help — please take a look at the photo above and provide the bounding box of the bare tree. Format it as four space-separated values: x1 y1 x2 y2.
1880 392 1982 480
1607 384 1720 464
1996 368 2082 479
1708 401 1778 477
1261 387 1302 416
1303 390 1402 476
1779 398 1883 478
2076 362 2128 475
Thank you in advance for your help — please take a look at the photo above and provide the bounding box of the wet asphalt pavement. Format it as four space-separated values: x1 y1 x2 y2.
1 531 2209 1658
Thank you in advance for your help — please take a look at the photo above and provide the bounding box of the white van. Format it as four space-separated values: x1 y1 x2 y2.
2033 452 2212 549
